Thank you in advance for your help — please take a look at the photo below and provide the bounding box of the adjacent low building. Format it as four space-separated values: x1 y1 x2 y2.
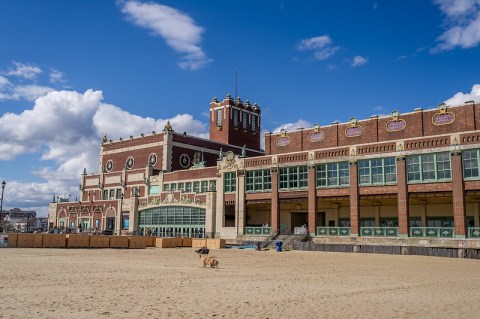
48 94 480 246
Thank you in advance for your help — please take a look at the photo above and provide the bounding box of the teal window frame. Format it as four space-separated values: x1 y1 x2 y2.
163 184 170 191
193 181 200 193
316 161 349 188
170 183 176 191
201 181 208 193
279 166 308 190
177 183 184 192
407 152 451 183
185 182 192 192
246 169 271 192
463 149 480 180
224 172 237 192
358 157 396 186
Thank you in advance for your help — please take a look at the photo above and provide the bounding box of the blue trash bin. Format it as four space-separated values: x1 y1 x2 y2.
275 241 283 252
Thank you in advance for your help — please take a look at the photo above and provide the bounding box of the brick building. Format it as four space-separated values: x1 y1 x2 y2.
48 95 480 245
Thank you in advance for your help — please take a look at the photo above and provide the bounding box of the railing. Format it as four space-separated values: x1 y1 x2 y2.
317 227 350 236
360 227 399 237
245 226 272 235
409 227 455 238
468 227 480 238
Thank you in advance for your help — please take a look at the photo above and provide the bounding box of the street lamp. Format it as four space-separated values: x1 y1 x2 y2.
1 181 6 232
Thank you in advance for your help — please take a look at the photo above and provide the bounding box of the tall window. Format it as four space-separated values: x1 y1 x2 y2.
407 152 451 182
193 181 200 193
224 172 237 192
201 181 208 193
316 162 349 187
358 157 396 185
242 111 248 129
279 166 308 190
463 149 480 179
246 169 271 192
216 109 223 127
233 109 239 128
251 114 257 132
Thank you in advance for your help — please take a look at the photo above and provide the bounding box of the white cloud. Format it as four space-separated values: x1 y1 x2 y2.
432 0 480 52
296 35 340 61
297 35 332 51
4 62 43 79
49 68 65 83
0 75 11 89
9 84 54 101
0 89 209 215
350 55 368 67
120 1 212 70
272 119 313 133
444 84 480 105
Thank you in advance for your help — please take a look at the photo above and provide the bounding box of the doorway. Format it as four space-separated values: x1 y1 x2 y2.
291 212 308 232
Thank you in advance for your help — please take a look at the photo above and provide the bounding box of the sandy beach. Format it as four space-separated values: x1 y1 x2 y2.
0 247 479 319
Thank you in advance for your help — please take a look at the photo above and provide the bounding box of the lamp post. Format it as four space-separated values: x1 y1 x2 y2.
1 181 6 233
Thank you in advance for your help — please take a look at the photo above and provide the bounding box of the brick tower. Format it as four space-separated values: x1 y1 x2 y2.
209 93 262 151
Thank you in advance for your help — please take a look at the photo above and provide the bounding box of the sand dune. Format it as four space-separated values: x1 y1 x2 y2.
0 248 479 318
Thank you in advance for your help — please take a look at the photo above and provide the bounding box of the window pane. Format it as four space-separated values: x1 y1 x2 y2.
436 152 451 179
421 154 435 180
463 149 479 178
407 156 420 181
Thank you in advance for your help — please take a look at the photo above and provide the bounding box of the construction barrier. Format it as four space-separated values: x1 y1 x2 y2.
182 237 192 247
109 236 129 248
191 238 207 248
16 234 43 248
42 234 67 248
144 236 156 247
207 238 226 249
7 233 18 248
155 237 177 248
67 234 90 248
129 237 147 249
89 235 111 248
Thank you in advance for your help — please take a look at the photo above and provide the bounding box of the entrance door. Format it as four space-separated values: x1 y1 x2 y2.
106 217 115 231
291 212 308 232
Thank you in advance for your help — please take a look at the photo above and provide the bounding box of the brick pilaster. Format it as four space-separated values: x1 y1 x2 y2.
349 161 360 236
396 157 409 237
451 152 466 238
271 168 280 232
307 164 317 236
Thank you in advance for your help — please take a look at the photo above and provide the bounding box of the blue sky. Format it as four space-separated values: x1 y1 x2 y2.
1 0 480 215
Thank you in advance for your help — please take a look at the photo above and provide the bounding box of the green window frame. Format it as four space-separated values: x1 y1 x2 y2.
463 149 480 179
177 183 184 192
279 166 308 190
224 172 237 192
358 157 396 185
163 184 170 191
170 183 176 191
193 181 200 193
246 169 271 192
209 180 216 191
407 152 451 183
185 182 192 192
316 161 349 187
201 181 208 193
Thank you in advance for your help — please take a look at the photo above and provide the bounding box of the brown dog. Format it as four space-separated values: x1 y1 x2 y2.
200 255 219 268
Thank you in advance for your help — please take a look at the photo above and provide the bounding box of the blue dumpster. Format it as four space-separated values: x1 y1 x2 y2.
275 241 283 252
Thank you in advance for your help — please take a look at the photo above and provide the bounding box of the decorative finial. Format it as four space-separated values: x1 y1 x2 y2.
226 92 231 99
212 96 218 102
241 145 246 158
163 120 173 132
83 168 87 175
218 147 223 160
102 134 107 144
